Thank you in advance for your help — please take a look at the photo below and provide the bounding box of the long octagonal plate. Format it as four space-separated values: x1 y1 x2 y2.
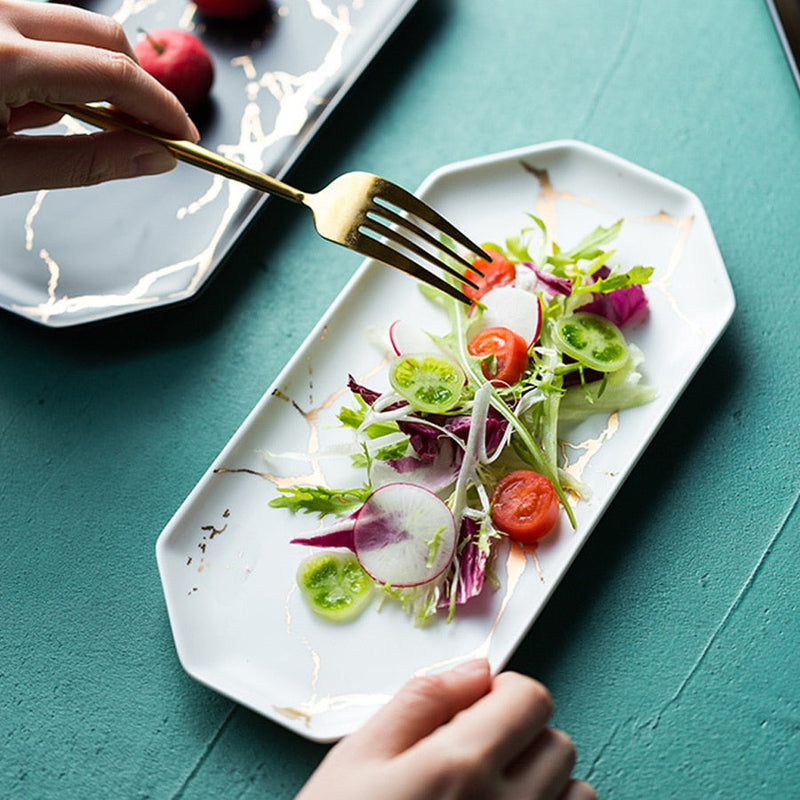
0 0 418 327
156 141 736 742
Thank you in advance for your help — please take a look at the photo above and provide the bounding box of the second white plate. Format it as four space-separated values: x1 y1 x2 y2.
156 140 735 742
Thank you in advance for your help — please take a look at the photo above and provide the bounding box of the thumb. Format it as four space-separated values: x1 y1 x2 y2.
0 131 176 195
348 659 493 759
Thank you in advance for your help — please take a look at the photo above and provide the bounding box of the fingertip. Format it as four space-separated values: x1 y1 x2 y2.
453 657 491 678
560 779 599 800
490 671 554 727
350 662 493 758
132 147 177 177
186 115 201 143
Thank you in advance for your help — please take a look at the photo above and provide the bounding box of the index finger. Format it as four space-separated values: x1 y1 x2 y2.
421 671 555 771
5 0 138 60
343 660 493 759
11 39 198 141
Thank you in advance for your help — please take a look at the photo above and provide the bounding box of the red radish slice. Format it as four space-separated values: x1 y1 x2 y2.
389 320 440 356
470 286 542 346
353 483 456 587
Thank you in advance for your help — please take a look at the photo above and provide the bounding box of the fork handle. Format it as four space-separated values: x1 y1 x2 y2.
45 102 305 204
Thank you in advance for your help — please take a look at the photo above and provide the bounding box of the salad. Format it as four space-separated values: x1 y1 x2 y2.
270 217 656 625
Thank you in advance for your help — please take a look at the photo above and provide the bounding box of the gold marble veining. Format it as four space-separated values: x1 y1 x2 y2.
274 691 394 727
562 412 621 483
467 541 530 662
640 211 699 337
521 160 610 246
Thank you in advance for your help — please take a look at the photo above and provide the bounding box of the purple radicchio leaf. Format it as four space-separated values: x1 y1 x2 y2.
347 375 381 406
437 412 507 455
530 265 573 298
578 266 649 327
440 518 489 608
389 413 508 472
561 361 605 387
290 514 357 550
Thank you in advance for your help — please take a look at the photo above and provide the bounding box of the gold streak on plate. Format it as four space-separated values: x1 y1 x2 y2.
274 692 394 728
562 412 620 483
639 211 701 337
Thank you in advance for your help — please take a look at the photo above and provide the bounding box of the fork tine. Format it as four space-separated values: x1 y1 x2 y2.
363 214 481 291
367 203 478 277
373 178 491 265
354 234 473 304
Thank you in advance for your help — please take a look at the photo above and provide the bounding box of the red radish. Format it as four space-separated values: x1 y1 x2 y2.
193 0 266 19
134 29 214 110
469 285 542 346
353 483 456 587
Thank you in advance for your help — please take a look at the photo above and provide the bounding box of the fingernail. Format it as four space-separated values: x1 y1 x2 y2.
187 116 200 142
454 658 490 675
133 149 177 176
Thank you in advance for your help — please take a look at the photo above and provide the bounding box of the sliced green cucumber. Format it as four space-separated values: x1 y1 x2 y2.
296 552 373 622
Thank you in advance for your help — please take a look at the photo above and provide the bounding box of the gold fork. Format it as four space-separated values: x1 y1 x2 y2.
46 102 486 304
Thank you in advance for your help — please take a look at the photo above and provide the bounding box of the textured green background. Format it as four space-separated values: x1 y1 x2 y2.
2 0 799 797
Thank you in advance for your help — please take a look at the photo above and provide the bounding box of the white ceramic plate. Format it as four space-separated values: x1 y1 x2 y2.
156 141 735 742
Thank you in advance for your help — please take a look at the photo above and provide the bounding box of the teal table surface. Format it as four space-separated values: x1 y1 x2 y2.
2 0 799 797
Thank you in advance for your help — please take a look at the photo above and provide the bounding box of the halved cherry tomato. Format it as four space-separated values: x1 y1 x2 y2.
468 326 529 386
462 249 516 301
490 470 560 543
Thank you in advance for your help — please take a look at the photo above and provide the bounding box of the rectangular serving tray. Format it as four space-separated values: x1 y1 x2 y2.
155 141 736 742
0 0 418 326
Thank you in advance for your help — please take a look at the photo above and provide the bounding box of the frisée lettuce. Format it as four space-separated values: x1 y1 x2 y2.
268 217 656 625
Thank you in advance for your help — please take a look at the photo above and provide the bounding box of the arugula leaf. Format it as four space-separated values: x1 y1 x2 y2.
504 231 533 262
269 485 371 517
591 265 653 293
374 440 410 461
337 401 400 439
547 220 624 268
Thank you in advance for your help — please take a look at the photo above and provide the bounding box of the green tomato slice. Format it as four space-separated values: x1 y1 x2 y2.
389 353 465 413
555 312 629 372
296 552 373 622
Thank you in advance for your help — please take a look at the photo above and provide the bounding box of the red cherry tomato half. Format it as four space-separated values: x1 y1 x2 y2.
463 249 516 301
490 470 560 543
468 326 529 386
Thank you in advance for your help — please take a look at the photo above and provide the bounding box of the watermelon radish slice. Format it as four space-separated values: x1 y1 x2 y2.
353 483 456 587
469 285 542 346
